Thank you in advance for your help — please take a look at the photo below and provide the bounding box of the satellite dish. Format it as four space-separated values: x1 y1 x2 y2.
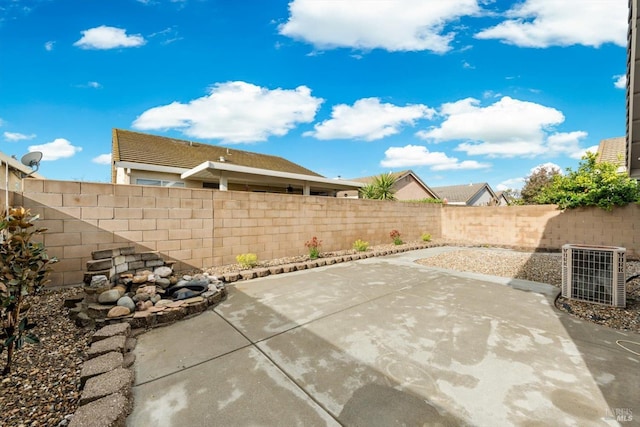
20 151 43 176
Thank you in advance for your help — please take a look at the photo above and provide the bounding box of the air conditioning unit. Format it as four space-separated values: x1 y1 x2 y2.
562 244 626 307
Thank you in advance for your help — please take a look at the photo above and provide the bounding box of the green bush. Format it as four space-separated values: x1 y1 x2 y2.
236 253 258 268
0 207 57 376
352 239 369 251
537 153 640 210
421 233 432 242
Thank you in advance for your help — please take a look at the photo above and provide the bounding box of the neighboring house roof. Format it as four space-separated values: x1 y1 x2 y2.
347 170 438 199
112 129 322 179
112 129 363 193
596 137 627 172
494 191 510 205
432 182 497 205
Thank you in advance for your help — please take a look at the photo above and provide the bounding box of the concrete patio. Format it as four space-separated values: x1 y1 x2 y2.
127 247 639 426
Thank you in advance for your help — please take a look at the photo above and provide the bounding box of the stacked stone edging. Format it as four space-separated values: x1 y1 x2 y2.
220 242 435 283
69 323 134 427
69 247 227 329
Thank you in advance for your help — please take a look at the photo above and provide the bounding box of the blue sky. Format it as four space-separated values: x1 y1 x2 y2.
0 0 629 191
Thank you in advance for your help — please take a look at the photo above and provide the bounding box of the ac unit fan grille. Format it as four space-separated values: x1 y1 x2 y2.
561 244 626 307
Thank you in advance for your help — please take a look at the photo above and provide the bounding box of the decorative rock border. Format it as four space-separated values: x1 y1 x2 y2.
221 243 434 283
69 323 135 427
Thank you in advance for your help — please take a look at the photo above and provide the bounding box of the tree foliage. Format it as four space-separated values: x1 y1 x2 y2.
536 152 640 210
0 207 57 375
521 165 560 204
359 173 397 200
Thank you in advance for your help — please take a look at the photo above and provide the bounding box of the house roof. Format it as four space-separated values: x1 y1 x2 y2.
596 137 626 170
348 170 438 198
112 128 323 180
432 182 496 204
112 129 364 193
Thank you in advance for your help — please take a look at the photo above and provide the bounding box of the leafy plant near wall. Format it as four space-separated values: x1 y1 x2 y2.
390 230 403 245
0 207 57 376
421 233 432 242
305 237 322 259
236 253 258 268
352 239 369 252
536 153 640 210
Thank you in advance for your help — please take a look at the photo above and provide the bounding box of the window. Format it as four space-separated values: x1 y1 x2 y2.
135 178 185 187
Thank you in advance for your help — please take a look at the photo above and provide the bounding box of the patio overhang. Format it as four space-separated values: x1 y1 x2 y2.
181 161 365 195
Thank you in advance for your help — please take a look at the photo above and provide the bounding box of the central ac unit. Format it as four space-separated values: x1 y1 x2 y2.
561 244 626 307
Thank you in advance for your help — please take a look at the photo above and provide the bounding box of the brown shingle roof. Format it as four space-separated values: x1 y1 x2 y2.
112 129 324 180
596 137 626 168
432 182 492 204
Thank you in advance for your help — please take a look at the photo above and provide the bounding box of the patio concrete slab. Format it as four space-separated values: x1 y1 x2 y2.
214 261 422 342
128 346 340 427
128 248 640 426
132 310 250 383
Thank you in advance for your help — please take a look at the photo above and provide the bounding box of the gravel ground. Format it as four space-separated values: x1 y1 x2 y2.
3 242 638 426
416 248 640 333
0 287 91 427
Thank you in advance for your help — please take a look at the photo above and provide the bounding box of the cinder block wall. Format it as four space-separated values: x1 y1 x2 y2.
441 204 640 258
16 180 215 286
12 178 639 287
211 191 442 266
14 180 441 286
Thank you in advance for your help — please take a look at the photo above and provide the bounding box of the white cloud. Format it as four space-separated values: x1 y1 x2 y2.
418 96 589 158
92 154 112 165
305 98 434 141
44 41 55 51
29 138 82 161
568 143 599 160
546 131 590 159
279 0 481 53
475 0 627 48
4 132 36 142
133 81 323 143
74 26 146 50
530 162 562 174
614 74 627 89
496 177 525 191
380 144 490 170
76 81 102 89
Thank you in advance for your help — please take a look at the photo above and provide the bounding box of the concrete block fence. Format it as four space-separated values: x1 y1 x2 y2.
8 178 640 287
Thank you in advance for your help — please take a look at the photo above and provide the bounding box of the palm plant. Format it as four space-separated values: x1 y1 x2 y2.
360 173 397 200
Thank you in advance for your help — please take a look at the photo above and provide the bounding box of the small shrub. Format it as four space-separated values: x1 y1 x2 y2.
1 207 57 376
305 236 322 259
353 239 369 252
236 253 258 268
421 233 431 242
389 230 403 245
